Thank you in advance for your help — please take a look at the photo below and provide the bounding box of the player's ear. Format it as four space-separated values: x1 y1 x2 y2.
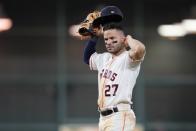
121 36 126 43
122 36 128 46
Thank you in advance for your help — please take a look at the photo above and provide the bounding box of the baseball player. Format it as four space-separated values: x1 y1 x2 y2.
83 22 146 131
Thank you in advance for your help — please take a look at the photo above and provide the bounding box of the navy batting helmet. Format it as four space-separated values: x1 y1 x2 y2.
92 6 124 27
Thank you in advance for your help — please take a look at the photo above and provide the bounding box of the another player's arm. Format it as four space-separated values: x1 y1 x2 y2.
83 28 102 65
83 36 98 64
125 35 146 62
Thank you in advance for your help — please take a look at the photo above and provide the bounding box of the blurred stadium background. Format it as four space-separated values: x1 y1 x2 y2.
0 0 196 131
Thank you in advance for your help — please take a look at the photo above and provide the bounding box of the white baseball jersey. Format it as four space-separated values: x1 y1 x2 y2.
89 51 141 109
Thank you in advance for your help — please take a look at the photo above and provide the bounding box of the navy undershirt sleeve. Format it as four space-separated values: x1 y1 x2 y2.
83 37 98 64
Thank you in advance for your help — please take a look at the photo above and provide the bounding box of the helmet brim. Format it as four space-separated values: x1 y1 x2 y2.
92 15 123 27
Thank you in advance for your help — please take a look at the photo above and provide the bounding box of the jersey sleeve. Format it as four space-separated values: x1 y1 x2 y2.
89 52 108 71
89 52 101 70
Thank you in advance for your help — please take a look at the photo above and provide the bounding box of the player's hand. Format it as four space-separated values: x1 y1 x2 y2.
78 11 101 36
124 35 133 45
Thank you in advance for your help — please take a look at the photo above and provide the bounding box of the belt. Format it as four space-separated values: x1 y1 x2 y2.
99 104 132 116
99 107 119 116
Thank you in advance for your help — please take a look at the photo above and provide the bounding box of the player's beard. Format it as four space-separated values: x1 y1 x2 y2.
106 42 126 55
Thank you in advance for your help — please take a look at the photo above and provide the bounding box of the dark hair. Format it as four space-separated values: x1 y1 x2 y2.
103 22 124 32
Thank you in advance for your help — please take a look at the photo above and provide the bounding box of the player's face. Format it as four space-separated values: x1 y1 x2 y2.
103 29 126 55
